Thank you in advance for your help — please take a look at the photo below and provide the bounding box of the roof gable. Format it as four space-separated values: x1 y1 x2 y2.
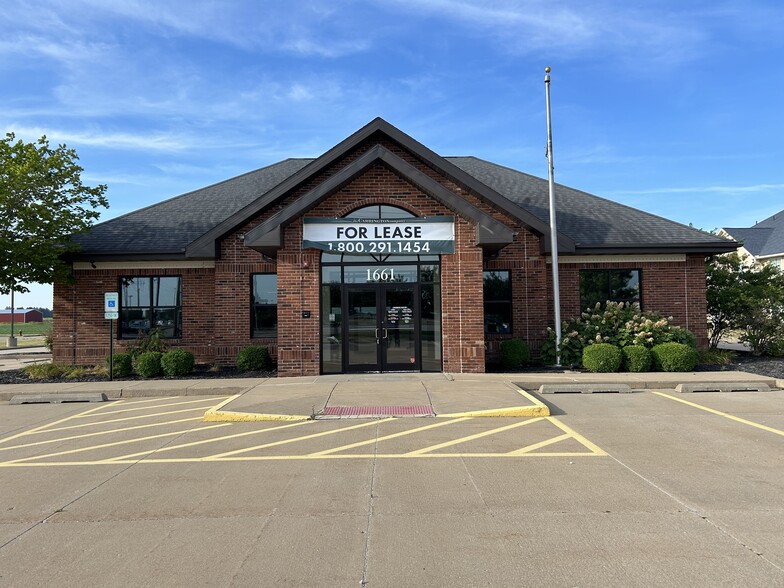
185 117 574 259
242 144 516 257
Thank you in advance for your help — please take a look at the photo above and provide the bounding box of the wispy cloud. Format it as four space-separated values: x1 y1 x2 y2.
616 183 784 196
386 0 708 65
35 0 375 58
6 126 191 152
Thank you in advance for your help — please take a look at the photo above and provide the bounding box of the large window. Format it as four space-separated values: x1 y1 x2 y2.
483 270 512 334
580 269 641 310
252 274 278 338
120 276 181 339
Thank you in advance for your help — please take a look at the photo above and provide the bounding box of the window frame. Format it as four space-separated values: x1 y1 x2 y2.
118 275 182 340
579 268 642 311
483 270 513 335
251 273 278 339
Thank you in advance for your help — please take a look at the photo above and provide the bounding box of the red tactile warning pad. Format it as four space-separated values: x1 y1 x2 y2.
322 405 434 417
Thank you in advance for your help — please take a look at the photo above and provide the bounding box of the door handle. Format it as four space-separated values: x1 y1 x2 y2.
375 328 379 338
383 328 388 339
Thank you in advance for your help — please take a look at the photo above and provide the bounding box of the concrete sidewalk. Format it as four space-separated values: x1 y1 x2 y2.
2 370 780 419
0 346 51 372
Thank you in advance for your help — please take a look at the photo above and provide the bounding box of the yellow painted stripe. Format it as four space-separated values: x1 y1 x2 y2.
0 400 123 445
88 397 227 416
507 433 571 456
545 417 608 456
438 406 549 418
0 451 608 467
111 396 178 405
309 417 471 456
652 391 784 437
205 394 241 413
406 417 544 455
203 410 310 422
42 406 214 432
438 385 550 418
0 417 203 452
106 420 312 461
205 418 395 459
2 423 231 464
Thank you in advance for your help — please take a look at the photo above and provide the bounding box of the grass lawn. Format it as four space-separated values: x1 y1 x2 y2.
4 337 47 349
0 318 52 337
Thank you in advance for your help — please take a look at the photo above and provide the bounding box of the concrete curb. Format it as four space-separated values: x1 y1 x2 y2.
437 387 550 418
202 395 311 422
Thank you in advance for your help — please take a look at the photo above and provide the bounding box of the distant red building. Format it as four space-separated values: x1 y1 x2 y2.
0 309 44 323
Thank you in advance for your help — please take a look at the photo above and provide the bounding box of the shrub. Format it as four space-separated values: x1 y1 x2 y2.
43 324 53 351
499 339 530 370
161 349 195 377
582 343 622 373
236 346 271 372
24 362 70 379
24 362 106 380
128 328 168 359
135 351 163 378
65 366 91 379
622 345 652 372
106 352 133 377
543 302 697 367
667 327 697 348
698 348 735 366
651 342 698 372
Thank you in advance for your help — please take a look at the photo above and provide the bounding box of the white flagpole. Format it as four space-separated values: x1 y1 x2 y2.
544 66 562 366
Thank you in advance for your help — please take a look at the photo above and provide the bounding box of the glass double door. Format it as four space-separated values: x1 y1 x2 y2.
346 284 419 372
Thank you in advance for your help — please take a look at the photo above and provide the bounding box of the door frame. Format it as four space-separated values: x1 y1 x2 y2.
343 283 420 373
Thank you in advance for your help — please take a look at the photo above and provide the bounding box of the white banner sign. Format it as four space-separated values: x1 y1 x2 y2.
303 217 454 255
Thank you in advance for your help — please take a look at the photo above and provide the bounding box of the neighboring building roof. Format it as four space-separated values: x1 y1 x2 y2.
71 118 736 260
723 209 784 258
0 309 40 314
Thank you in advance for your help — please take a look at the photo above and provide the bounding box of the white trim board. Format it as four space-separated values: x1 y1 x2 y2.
545 254 686 264
74 261 216 270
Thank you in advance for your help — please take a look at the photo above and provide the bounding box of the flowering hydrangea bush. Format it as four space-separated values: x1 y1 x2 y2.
540 302 696 367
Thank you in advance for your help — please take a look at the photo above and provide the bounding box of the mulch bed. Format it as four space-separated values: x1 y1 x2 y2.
0 365 276 386
4 353 782 386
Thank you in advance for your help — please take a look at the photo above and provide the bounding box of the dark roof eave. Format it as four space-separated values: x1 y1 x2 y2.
570 242 739 255
64 251 193 262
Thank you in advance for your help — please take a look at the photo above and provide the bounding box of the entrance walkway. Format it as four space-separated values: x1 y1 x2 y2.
3 371 781 418
207 374 549 421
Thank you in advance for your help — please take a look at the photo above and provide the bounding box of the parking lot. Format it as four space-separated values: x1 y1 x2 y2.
1 389 783 586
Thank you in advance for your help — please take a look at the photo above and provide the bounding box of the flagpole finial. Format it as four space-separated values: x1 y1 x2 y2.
545 66 551 73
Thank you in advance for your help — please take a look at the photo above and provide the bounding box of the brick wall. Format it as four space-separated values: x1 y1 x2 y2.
52 134 711 371
554 254 709 347
52 267 217 364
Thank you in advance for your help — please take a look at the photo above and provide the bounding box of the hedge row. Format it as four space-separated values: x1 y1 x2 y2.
106 345 273 378
581 342 697 373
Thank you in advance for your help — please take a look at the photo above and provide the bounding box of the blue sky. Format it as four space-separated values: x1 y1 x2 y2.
3 0 783 309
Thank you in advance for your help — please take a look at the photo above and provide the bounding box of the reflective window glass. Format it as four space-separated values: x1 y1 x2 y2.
252 274 277 338
120 276 181 339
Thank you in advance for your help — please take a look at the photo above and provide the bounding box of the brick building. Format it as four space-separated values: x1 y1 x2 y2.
54 119 737 376
0 309 44 324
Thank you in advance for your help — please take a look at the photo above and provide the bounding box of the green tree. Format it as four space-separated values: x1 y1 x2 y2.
706 253 784 354
737 264 784 356
706 253 750 349
0 132 108 296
